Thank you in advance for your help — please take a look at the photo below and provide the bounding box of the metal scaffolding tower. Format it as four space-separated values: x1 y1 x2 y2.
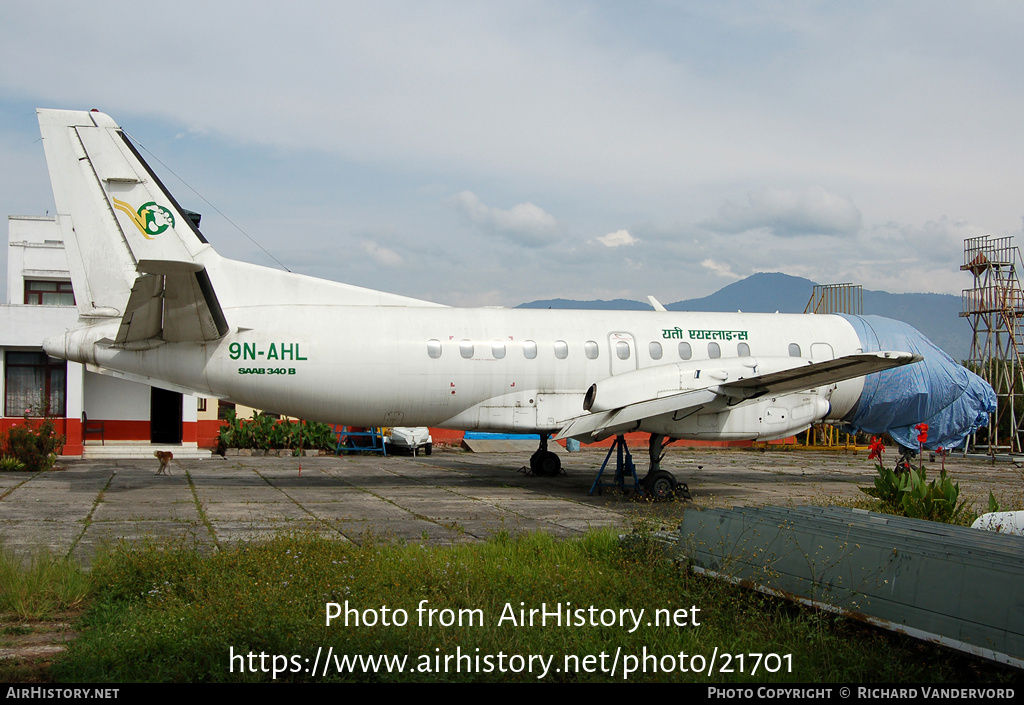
804 283 863 315
960 235 1024 453
803 283 863 448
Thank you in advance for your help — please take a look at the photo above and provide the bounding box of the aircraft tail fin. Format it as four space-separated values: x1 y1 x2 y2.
38 109 227 341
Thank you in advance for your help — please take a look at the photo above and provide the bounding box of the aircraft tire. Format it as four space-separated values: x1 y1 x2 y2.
424 443 432 456
531 450 561 477
644 470 677 500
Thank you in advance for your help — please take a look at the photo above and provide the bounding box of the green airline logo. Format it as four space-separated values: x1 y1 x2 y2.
112 198 175 239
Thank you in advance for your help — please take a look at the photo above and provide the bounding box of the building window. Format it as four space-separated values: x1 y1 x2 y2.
4 352 66 417
24 280 75 306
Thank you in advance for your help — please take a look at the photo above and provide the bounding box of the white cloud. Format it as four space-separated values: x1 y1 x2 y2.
703 187 863 237
701 259 737 278
361 240 403 267
896 217 987 263
174 126 209 140
595 229 638 247
448 191 558 246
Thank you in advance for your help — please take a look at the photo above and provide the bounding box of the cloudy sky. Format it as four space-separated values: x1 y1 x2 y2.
1 2 1022 306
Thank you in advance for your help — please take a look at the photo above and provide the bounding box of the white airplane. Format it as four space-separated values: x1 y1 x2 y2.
37 109 993 494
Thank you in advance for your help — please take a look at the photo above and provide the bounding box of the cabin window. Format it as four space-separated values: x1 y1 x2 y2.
737 342 750 357
708 342 721 359
460 340 474 359
811 343 834 361
5 352 66 417
491 342 506 359
554 340 569 359
678 342 692 360
523 340 538 359
649 341 663 360
24 280 75 306
615 341 630 360
426 339 442 359
788 343 801 357
585 341 599 359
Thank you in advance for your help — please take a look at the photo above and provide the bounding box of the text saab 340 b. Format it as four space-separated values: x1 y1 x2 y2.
37 109 996 494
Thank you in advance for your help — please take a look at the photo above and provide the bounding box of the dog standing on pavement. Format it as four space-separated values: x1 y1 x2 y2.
154 450 173 476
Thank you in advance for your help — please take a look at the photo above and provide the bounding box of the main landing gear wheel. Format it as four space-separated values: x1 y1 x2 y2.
531 450 561 477
643 470 677 500
529 433 561 477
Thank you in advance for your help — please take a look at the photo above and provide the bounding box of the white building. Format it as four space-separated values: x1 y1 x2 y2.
1 215 218 456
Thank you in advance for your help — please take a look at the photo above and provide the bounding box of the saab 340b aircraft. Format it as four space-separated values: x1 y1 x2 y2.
37 109 995 494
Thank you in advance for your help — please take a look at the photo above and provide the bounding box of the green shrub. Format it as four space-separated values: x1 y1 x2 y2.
861 459 969 523
218 410 337 452
2 419 64 472
0 455 26 472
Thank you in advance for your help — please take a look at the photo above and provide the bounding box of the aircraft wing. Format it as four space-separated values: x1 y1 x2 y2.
716 351 922 401
115 261 229 344
555 351 921 441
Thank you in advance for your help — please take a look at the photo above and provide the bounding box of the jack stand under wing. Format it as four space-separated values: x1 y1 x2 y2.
590 435 640 496
590 434 692 500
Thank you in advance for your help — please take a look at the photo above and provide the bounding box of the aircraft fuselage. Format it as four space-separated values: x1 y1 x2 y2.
51 300 865 441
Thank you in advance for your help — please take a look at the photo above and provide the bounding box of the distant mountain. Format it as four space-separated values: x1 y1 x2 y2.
517 272 971 360
665 272 818 313
513 298 654 311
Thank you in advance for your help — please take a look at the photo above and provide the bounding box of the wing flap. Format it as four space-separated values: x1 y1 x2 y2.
555 389 718 441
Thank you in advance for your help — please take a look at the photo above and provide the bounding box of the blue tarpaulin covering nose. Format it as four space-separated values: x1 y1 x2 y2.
838 314 996 451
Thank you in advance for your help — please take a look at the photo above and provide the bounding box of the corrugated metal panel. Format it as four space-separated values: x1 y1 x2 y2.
678 506 1024 668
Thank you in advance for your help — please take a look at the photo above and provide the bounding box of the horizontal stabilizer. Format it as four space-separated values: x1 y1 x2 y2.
84 364 225 399
115 266 229 344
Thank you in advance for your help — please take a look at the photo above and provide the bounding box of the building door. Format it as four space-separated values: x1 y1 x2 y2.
150 387 182 444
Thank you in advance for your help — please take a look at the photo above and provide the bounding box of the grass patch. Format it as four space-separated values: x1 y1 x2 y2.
43 529 1017 683
0 542 90 619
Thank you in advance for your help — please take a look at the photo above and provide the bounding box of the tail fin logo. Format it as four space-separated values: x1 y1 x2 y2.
111 198 175 239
